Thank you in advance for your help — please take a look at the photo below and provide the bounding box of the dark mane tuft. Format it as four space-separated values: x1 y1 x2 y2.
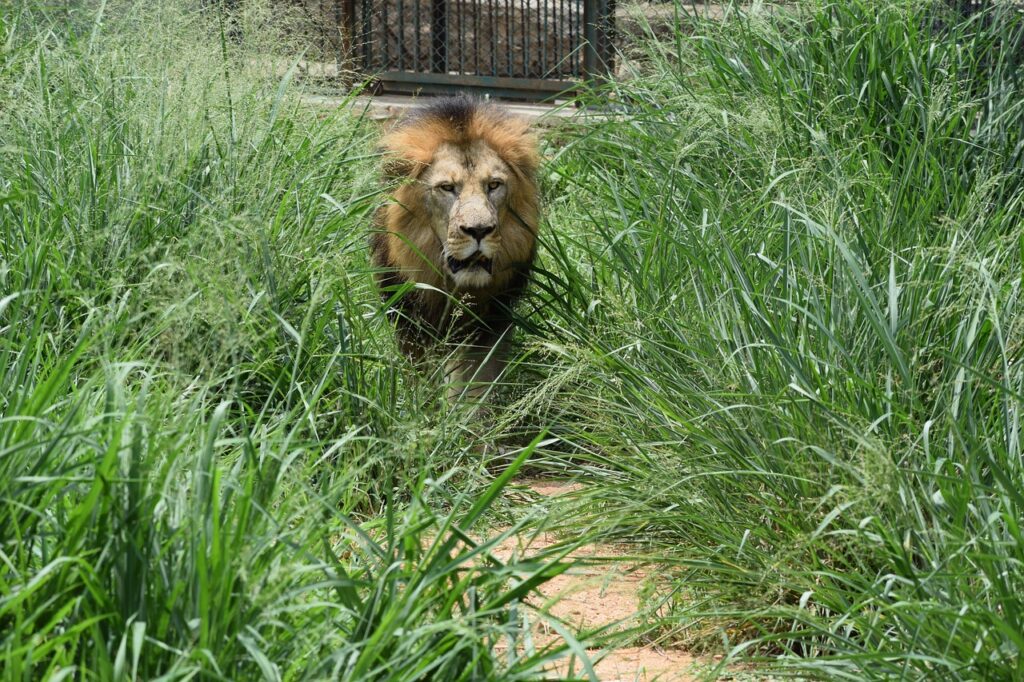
412 94 481 132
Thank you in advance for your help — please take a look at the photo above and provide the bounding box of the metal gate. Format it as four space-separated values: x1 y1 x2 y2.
339 0 614 99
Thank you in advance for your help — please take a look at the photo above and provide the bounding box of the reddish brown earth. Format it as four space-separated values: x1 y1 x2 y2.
493 479 702 681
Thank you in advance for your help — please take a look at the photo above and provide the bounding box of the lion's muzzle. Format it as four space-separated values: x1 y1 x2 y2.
448 222 496 273
444 194 499 285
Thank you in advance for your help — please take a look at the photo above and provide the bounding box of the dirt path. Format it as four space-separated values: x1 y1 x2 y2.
494 479 703 681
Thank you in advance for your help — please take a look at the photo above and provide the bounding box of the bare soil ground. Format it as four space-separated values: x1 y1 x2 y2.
494 479 704 681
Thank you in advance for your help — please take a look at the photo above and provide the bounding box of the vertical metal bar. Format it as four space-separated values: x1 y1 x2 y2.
332 0 340 71
568 0 576 77
414 0 421 71
582 0 597 77
353 0 357 68
458 0 465 74
535 0 541 78
490 0 497 76
342 0 355 72
521 0 528 79
562 0 568 78
431 0 446 72
398 0 406 69
473 0 480 75
554 0 559 78
382 0 390 67
362 0 370 68
540 0 546 76
505 0 512 76
598 0 614 76
561 0 569 77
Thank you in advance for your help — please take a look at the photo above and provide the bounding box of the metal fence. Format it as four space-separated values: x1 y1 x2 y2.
294 0 614 99
249 0 1019 100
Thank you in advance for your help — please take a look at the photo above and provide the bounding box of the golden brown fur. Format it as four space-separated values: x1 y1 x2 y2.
370 95 540 400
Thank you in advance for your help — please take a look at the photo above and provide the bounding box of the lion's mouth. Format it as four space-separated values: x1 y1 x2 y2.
446 253 493 275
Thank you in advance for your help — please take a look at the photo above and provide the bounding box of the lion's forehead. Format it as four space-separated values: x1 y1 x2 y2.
425 141 509 184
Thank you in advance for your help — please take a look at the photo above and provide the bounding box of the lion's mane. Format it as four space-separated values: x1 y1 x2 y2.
370 96 540 356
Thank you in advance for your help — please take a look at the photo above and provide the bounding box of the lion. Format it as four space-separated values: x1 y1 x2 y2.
370 95 540 401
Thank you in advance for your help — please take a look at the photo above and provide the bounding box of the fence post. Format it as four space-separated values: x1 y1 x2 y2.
583 0 613 80
338 0 355 74
431 0 448 73
583 0 598 77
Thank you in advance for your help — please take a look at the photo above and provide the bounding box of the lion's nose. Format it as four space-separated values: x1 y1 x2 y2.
460 224 495 242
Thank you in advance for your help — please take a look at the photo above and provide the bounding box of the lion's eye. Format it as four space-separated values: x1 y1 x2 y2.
488 180 503 191
438 183 456 193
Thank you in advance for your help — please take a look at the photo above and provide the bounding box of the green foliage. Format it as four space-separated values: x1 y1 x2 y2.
0 2 577 679
4 0 1024 680
534 1 1024 678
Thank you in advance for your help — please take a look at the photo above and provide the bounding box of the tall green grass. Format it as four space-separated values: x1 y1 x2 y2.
531 0 1024 678
5 0 1024 679
0 3 582 679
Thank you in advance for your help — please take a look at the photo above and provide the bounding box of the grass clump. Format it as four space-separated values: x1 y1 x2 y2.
532 0 1024 678
0 2 577 679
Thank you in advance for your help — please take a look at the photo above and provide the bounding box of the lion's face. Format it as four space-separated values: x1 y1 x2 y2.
421 140 512 289
375 96 539 303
